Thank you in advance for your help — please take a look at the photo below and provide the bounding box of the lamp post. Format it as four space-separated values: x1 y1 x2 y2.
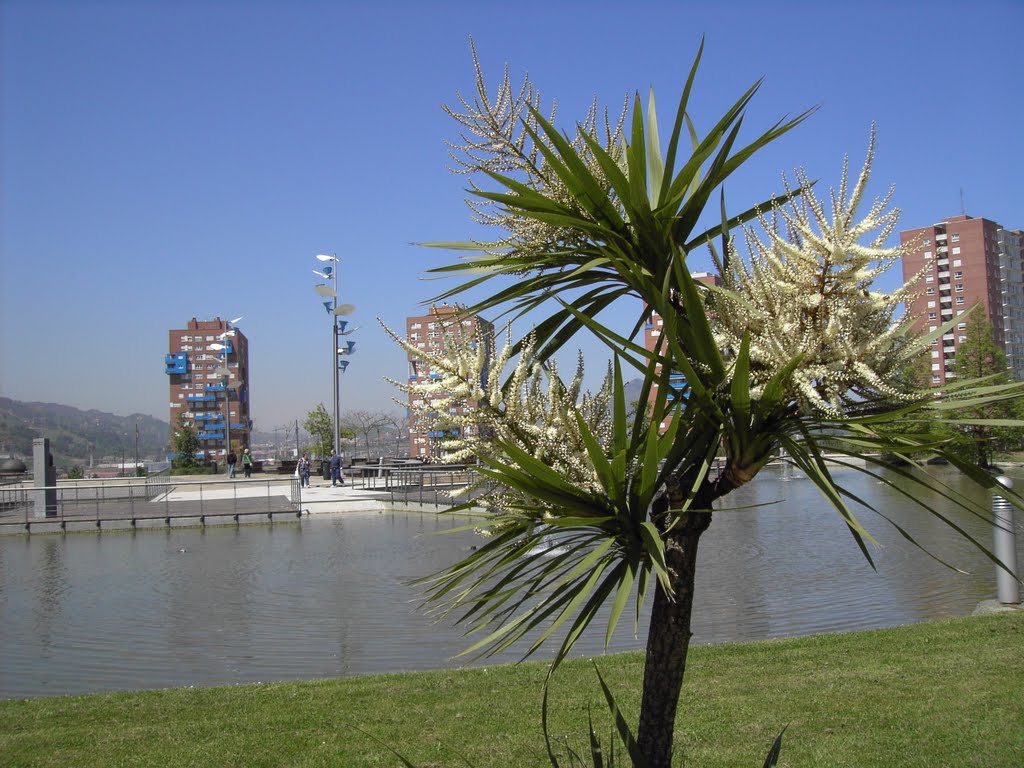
313 255 356 460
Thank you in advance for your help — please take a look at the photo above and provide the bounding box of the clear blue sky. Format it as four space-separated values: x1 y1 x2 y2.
2 0 1021 432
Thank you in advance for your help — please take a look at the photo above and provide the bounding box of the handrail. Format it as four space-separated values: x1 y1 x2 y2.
0 476 303 533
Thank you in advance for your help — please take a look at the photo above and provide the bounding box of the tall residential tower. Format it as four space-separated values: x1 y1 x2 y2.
900 215 1024 385
165 317 251 460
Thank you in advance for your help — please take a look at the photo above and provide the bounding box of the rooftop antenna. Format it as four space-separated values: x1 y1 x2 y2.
960 187 966 216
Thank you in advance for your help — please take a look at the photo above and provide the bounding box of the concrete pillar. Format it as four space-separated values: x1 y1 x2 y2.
993 476 1020 606
33 438 58 518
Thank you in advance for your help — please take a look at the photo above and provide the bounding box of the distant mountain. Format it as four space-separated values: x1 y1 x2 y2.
623 378 644 410
0 397 170 469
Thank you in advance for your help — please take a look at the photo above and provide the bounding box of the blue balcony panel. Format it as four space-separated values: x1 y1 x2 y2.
186 394 217 402
165 353 189 375
198 431 225 440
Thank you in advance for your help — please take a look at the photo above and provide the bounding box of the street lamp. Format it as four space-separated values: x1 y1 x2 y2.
312 254 356 459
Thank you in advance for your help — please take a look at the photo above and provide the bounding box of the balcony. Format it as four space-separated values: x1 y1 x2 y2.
205 383 226 392
164 353 188 375
197 431 225 440
186 394 217 402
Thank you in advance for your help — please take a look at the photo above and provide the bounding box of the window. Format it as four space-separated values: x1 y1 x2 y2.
928 312 937 319
924 250 933 259
923 238 931 245
929 325 938 332
958 335 967 343
955 284 964 292
926 287 935 295
931 350 939 358
206 335 214 341
931 363 941 371
953 259 962 267
952 246 961 255
951 233 960 242
932 375 941 383
956 297 965 305
927 301 936 308
411 323 421 330
926 274 934 283
958 322 967 330
954 271 963 279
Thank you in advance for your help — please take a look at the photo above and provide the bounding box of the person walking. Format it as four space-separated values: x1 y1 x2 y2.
298 454 311 488
226 449 237 479
329 450 344 487
241 448 253 479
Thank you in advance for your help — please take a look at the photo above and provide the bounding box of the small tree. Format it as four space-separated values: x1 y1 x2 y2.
67 465 85 480
390 43 1024 768
171 414 200 469
303 403 333 459
345 410 393 458
946 308 1023 467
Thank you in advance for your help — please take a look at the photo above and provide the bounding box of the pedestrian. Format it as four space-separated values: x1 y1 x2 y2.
241 448 252 479
298 454 311 488
227 449 237 479
329 449 344 487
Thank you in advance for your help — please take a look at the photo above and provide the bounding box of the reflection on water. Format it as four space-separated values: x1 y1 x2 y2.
1 467 1021 699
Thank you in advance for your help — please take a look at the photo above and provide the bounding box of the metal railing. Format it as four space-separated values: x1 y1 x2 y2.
350 463 484 509
0 476 302 532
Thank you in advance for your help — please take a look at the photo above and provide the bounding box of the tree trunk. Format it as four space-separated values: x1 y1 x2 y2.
636 504 712 767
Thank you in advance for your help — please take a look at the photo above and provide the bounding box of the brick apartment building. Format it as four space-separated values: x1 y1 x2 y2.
405 304 494 459
165 317 251 460
900 215 1024 386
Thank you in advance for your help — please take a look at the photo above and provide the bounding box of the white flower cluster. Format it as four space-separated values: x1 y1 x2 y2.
444 39 627 261
381 315 613 511
710 128 926 417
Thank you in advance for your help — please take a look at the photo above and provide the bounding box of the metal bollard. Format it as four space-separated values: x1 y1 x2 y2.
993 476 1020 606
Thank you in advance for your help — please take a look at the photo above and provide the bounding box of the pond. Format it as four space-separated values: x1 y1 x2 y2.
1 465 1020 699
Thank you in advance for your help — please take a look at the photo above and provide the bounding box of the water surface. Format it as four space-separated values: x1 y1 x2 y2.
1 466 1019 699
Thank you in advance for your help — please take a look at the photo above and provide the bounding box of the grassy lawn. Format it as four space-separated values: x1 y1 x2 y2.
1 612 1022 767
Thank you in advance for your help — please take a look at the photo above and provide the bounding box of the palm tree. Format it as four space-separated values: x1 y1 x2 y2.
399 42 1024 767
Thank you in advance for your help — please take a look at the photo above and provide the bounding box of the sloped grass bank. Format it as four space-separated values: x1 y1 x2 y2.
1 613 1021 767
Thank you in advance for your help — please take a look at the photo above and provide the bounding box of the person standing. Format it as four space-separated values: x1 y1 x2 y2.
227 449 237 479
298 454 311 488
329 449 344 487
241 448 253 479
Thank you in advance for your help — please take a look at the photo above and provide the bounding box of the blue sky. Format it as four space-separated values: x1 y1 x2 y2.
2 0 1021 432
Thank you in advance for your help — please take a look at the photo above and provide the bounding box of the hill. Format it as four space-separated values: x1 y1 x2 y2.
0 397 170 469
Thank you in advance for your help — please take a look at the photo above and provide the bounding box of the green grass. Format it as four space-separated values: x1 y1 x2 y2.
1 613 1022 767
